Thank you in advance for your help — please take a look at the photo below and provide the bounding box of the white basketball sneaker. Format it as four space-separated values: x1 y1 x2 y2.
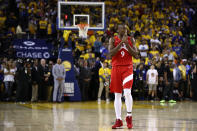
106 99 110 104
98 98 101 104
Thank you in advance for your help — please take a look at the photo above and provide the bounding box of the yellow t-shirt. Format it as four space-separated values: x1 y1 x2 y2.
105 1 113 5
158 12 164 19
141 14 148 21
47 24 52 35
182 15 188 22
178 31 183 36
121 7 126 13
76 41 85 51
89 35 96 46
142 3 147 8
29 2 37 7
99 67 111 82
110 17 119 23
154 11 159 18
179 65 186 80
63 30 71 42
172 51 178 58
131 16 138 22
145 57 149 65
39 20 47 29
149 50 159 56
0 16 6 28
172 30 176 36
152 0 157 4
19 2 25 9
97 31 104 35
11 27 16 34
142 34 151 40
162 25 169 30
109 23 114 28
84 53 95 60
135 23 141 32
85 39 92 49
106 59 112 65
79 54 86 59
28 8 37 14
132 57 140 65
128 10 133 17
29 23 36 35
135 10 140 16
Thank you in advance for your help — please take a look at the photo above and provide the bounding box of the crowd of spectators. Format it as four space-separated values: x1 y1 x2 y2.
0 0 197 102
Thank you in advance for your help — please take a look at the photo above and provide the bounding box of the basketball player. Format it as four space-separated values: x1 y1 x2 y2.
109 24 139 129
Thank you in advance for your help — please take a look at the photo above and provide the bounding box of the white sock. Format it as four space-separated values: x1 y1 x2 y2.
114 93 122 120
124 89 133 116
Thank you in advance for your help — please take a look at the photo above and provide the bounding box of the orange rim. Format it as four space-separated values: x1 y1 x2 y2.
77 24 89 29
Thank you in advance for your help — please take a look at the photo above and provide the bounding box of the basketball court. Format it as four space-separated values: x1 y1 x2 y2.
0 1 196 131
0 101 197 131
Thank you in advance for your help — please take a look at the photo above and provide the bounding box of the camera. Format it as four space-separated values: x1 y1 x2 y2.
104 81 109 87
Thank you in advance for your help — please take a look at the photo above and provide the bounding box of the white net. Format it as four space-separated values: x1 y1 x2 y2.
77 24 89 39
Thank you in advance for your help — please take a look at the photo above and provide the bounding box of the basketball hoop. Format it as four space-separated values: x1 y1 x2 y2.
77 23 89 39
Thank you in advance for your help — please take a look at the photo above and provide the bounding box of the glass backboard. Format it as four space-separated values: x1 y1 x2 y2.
58 1 105 30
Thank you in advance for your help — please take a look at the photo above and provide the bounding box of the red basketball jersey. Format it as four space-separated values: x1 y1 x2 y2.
111 36 133 66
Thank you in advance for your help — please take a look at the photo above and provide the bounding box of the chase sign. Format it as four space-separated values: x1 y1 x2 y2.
13 39 54 59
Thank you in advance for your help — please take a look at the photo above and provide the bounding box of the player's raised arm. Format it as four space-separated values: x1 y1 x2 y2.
125 37 139 58
108 37 123 57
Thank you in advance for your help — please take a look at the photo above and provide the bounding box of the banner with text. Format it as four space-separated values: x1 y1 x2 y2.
59 47 81 101
13 39 54 59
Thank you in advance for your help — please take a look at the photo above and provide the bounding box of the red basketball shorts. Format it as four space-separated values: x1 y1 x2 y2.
110 65 133 93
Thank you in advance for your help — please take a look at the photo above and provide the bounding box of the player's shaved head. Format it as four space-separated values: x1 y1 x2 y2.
118 24 126 36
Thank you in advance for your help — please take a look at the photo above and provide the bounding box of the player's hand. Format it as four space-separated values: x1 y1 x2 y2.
122 35 128 43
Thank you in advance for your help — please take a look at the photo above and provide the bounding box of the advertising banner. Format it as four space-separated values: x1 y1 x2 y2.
13 39 54 59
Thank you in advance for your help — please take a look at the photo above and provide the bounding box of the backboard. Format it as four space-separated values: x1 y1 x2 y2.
57 1 105 30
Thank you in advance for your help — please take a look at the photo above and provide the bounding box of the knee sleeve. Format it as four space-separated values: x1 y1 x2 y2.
123 89 133 116
124 89 131 97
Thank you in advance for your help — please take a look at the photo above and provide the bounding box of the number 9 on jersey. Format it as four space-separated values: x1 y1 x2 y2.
121 51 125 57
